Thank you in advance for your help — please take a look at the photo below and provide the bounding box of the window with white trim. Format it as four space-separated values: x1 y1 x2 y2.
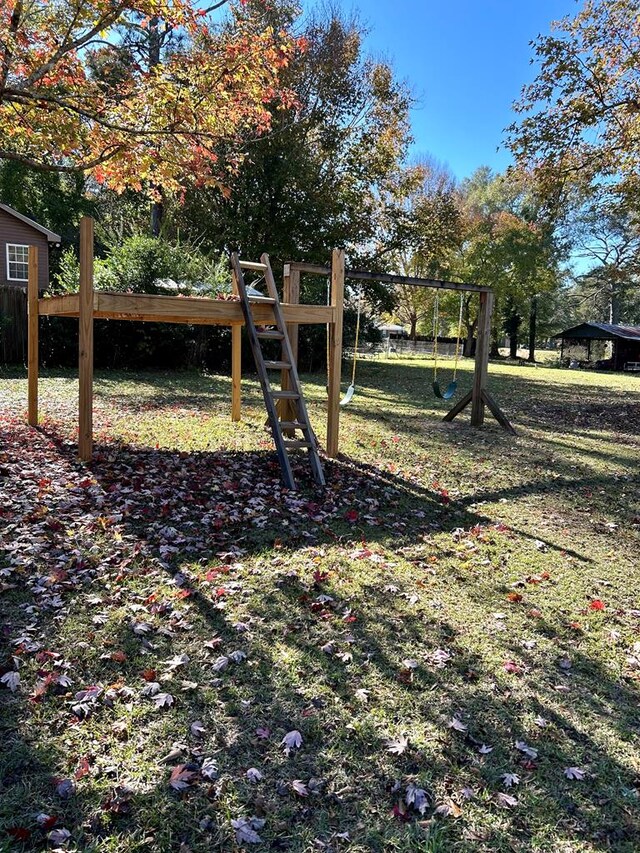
6 243 29 281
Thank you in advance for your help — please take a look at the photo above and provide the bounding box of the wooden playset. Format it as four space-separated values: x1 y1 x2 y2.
26 216 514 489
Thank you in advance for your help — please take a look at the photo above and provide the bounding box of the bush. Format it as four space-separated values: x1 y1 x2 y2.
44 237 233 370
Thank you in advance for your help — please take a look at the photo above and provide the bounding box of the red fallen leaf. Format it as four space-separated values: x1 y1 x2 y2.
589 600 605 611
541 571 551 580
40 815 58 830
439 489 450 505
75 757 91 780
110 651 127 663
169 764 198 791
175 589 193 599
343 614 357 623
569 621 582 630
301 707 316 717
205 567 224 581
527 608 542 618
313 570 329 584
392 803 412 822
7 827 31 841
35 650 59 663
142 668 157 682
345 509 359 522
507 592 523 603
392 435 400 443
503 660 523 675
214 588 227 598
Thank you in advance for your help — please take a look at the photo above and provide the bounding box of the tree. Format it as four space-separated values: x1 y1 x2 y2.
384 159 462 340
0 1 298 196
169 8 414 287
569 195 640 324
507 0 640 207
455 168 564 360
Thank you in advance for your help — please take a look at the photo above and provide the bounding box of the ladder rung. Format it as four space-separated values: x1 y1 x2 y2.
279 421 306 430
256 330 284 339
239 260 268 271
283 440 313 449
248 295 276 304
264 360 290 370
271 391 300 399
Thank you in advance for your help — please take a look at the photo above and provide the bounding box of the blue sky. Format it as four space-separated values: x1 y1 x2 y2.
338 0 580 180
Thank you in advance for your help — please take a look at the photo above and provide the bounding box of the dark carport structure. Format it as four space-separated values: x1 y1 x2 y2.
555 322 640 371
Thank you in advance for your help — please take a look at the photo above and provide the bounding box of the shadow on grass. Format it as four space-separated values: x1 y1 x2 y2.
3 423 637 850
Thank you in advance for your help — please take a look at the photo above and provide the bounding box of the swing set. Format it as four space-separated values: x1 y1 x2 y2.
282 258 516 437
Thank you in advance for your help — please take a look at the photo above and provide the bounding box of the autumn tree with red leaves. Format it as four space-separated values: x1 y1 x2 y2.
0 1 299 196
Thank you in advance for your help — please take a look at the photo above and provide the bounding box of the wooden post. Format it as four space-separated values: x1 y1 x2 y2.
78 216 94 462
27 246 39 426
326 248 344 457
231 270 242 421
280 264 300 431
471 290 493 427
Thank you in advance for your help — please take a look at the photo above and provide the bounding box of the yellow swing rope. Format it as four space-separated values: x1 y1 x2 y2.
433 291 464 381
452 293 464 380
350 285 363 386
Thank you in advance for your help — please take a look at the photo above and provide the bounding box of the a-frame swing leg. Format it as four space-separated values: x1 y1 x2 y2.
442 390 472 422
480 390 517 435
441 388 516 434
442 289 516 435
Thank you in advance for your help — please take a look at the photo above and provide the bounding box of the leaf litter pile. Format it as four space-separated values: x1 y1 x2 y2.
1 365 640 852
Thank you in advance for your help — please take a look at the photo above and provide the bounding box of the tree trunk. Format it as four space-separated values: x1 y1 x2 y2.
527 296 537 362
151 196 164 238
410 315 417 341
149 17 163 237
463 318 477 357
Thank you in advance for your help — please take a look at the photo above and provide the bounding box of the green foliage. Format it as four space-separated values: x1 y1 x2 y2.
508 0 640 208
52 238 230 296
168 8 414 280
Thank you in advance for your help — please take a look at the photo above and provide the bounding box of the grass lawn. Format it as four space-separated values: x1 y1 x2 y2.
1 355 640 852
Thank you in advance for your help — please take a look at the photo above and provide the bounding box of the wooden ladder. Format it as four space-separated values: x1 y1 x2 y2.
230 252 325 490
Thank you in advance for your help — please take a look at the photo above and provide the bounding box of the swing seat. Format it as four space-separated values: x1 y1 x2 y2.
340 384 355 406
433 379 457 400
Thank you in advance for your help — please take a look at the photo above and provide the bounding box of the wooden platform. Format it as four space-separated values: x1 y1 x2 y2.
38 291 335 326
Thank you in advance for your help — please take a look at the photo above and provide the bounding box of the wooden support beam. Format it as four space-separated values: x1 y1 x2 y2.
286 261 492 294
78 216 94 462
482 389 517 435
37 290 335 326
38 293 79 315
326 249 344 458
27 246 39 427
442 389 472 422
280 265 300 433
471 290 493 427
231 269 242 422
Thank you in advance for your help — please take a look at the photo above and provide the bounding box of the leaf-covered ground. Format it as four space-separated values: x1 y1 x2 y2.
1 358 640 852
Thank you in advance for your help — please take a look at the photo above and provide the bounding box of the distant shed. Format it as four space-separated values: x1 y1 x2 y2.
555 322 640 371
0 203 61 291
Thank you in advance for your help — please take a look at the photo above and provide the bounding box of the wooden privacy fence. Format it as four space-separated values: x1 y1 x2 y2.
0 286 27 364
